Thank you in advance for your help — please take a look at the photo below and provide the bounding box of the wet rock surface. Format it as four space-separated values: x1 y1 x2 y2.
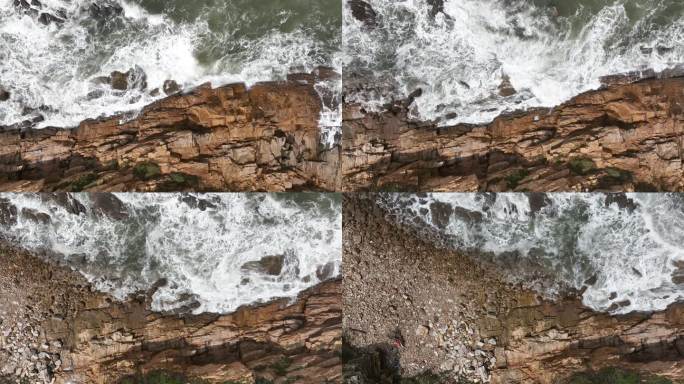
0 79 340 192
348 0 378 29
343 195 684 383
0 244 342 384
343 76 684 192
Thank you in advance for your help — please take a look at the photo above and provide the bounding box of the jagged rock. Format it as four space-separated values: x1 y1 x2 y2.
110 66 147 91
343 76 684 192
39 194 86 215
90 193 128 220
0 88 9 102
313 66 341 82
498 74 516 97
349 0 377 29
163 80 181 95
0 244 342 384
673 261 684 285
13 0 66 25
38 12 65 25
344 196 684 384
20 207 50 224
0 80 340 192
0 197 18 226
242 255 285 276
426 0 445 18
109 70 129 90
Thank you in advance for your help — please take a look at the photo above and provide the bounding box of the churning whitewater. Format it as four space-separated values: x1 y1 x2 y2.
0 193 342 314
344 0 684 125
0 0 341 143
378 193 684 315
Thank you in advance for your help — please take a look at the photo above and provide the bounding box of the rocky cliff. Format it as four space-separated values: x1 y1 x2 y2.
343 75 684 192
487 296 684 384
343 195 684 384
0 244 342 384
0 81 340 192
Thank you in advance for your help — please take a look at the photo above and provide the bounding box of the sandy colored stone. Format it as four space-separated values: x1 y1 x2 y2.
0 244 341 384
343 195 684 383
343 77 684 192
0 80 340 192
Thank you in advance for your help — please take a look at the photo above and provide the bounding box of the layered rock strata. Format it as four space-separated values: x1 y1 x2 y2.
343 76 684 192
343 195 684 384
0 81 340 192
0 244 342 384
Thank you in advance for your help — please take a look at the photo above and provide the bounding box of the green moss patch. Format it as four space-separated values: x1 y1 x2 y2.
604 167 633 182
568 157 596 175
133 161 162 181
505 169 530 189
71 173 98 192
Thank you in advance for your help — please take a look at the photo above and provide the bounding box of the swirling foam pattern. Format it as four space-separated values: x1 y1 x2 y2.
378 193 684 314
0 193 342 314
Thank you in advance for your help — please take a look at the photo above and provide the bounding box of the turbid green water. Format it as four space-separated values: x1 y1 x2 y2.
0 0 342 142
344 0 684 125
130 0 341 71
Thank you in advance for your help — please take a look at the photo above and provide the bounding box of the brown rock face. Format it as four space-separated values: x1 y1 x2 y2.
0 244 341 384
489 299 684 384
342 195 684 384
0 81 340 192
53 280 342 384
343 77 684 192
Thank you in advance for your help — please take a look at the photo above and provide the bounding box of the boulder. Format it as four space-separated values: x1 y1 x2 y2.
316 262 336 281
343 75 684 192
163 80 181 95
241 255 285 276
426 0 445 18
498 74 517 97
38 12 65 25
110 70 129 91
0 198 18 226
349 0 377 28
91 194 129 220
106 66 148 91
0 88 10 102
19 208 50 224
89 2 124 20
0 81 338 192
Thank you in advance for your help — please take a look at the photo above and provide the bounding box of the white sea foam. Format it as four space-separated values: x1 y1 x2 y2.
344 0 684 124
379 193 684 314
0 0 341 145
0 193 342 314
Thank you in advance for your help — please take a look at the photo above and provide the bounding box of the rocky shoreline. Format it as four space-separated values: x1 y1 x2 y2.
342 71 684 192
342 195 684 383
0 77 340 192
0 243 342 384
